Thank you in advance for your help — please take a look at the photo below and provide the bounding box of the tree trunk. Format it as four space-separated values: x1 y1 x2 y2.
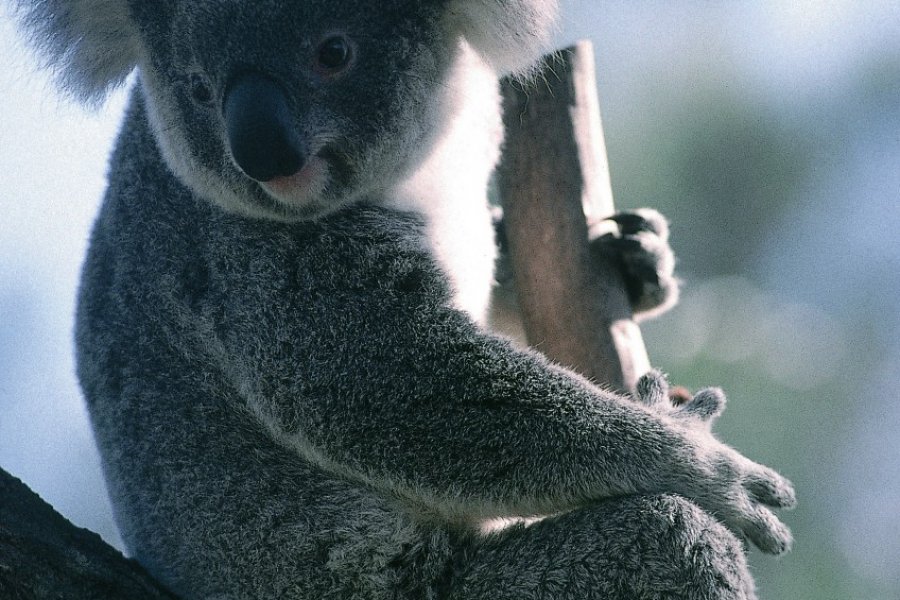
497 41 651 393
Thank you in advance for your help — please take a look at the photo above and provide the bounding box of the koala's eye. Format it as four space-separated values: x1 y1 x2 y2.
189 74 214 105
314 36 353 75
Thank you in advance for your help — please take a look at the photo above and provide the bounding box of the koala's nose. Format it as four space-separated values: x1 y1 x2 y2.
224 73 305 182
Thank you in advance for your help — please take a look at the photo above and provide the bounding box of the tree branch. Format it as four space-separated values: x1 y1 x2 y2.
0 467 179 599
497 41 651 392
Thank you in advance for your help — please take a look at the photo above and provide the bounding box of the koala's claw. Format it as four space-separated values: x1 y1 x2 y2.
590 208 679 320
605 211 668 238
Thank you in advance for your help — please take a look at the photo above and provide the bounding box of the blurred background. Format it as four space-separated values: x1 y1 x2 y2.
1 1 898 598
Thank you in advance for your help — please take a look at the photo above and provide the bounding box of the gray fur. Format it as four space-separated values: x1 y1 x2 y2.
17 1 794 598
14 0 140 104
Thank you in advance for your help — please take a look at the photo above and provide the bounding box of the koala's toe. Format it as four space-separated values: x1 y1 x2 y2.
634 370 669 408
740 506 793 555
678 387 726 423
746 469 797 509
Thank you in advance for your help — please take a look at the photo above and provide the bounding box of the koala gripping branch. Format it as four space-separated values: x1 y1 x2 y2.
497 41 651 392
0 44 648 599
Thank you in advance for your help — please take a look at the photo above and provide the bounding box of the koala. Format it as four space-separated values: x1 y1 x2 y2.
17 0 795 599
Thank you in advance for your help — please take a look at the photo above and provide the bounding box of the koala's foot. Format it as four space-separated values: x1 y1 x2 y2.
589 208 679 321
492 206 678 321
447 495 757 600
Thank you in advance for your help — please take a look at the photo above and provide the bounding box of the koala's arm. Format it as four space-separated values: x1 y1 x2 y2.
210 223 793 554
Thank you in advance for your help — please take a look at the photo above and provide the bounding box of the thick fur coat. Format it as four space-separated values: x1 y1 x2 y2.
16 1 793 598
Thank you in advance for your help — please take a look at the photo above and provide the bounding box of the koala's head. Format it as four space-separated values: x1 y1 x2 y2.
18 0 557 221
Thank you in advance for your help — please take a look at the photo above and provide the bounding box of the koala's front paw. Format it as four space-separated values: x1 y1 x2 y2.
589 208 679 320
635 370 797 555
703 445 797 555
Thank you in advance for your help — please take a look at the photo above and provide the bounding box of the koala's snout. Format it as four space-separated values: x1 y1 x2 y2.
224 73 305 183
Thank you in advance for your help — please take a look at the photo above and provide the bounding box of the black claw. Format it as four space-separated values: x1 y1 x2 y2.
606 212 656 235
631 264 660 286
598 238 662 288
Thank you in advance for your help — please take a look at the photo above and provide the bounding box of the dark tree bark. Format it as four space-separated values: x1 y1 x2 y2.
0 467 179 599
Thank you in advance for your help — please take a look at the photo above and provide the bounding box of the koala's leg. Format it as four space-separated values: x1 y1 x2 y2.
445 494 756 600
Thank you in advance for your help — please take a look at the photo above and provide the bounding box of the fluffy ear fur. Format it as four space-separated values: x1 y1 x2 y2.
448 0 559 75
14 0 140 104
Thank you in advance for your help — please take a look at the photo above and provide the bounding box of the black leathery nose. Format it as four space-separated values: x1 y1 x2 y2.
224 73 305 182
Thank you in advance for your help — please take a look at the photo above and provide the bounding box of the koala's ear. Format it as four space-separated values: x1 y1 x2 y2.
15 0 141 105
448 0 559 75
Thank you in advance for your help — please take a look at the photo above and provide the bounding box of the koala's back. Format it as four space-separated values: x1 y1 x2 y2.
77 91 454 599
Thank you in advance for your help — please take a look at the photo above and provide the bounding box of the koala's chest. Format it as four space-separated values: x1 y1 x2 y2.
162 205 495 329
411 201 498 327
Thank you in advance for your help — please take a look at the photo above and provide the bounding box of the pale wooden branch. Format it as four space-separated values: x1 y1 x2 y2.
497 41 651 393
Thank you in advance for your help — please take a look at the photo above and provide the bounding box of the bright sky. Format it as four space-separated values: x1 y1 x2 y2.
0 9 128 547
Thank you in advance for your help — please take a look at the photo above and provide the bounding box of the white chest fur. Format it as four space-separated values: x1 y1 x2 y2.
385 42 503 325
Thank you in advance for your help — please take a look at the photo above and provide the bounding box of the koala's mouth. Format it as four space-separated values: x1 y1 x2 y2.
260 157 327 199
316 146 353 191
256 146 353 205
